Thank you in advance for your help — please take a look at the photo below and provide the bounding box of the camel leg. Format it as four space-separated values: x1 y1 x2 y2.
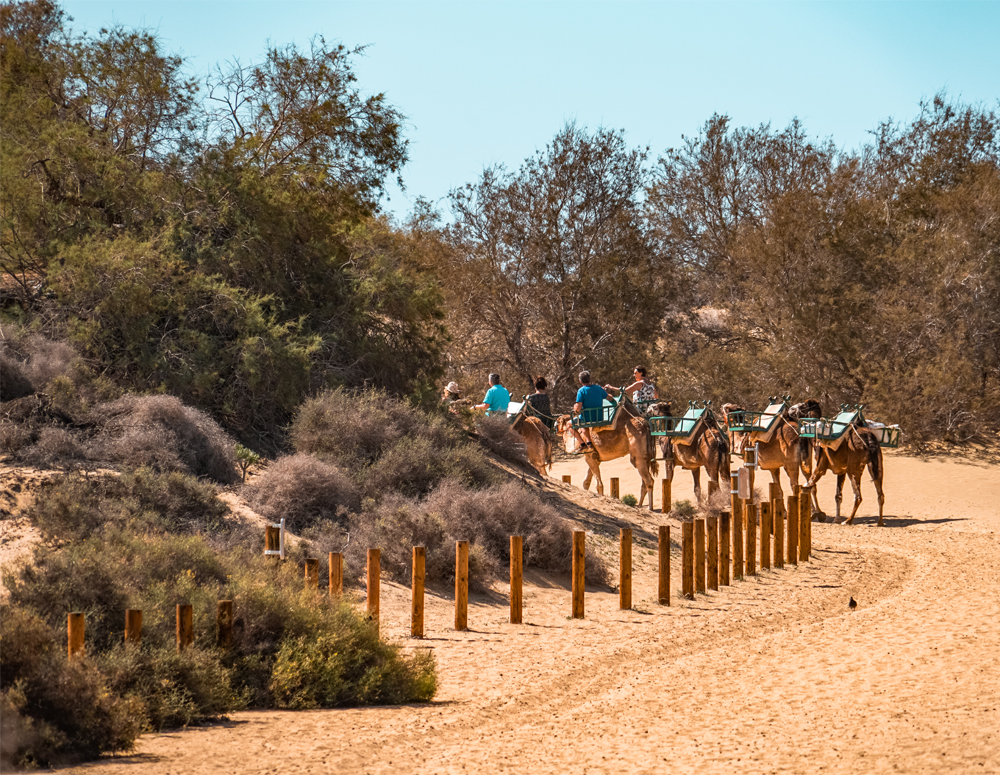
835 473 846 523
586 455 604 495
691 468 702 505
871 464 886 527
845 471 864 524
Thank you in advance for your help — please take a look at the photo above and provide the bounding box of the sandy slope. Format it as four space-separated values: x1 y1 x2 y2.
35 449 1000 774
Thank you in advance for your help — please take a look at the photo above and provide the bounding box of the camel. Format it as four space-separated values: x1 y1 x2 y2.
720 399 822 509
509 412 552 478
801 418 886 525
648 401 730 504
556 398 659 509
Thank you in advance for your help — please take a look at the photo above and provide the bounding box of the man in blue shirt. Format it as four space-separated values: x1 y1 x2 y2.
573 370 608 451
475 373 511 416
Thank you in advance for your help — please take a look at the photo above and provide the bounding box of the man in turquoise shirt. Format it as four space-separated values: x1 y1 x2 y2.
475 373 511 416
572 370 608 451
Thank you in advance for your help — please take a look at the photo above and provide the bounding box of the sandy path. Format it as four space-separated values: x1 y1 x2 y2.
59 450 1000 774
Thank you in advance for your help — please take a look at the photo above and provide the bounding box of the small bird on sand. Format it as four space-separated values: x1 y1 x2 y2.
849 596 858 611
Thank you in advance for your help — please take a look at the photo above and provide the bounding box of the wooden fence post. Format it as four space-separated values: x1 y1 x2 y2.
455 541 469 631
217 600 233 650
682 521 694 599
760 501 771 571
329 552 343 597
800 491 811 561
731 475 743 580
707 516 719 590
510 536 523 624
571 531 586 619
67 612 84 659
304 558 319 589
619 528 632 609
658 525 670 605
610 477 620 499
787 495 799 566
720 511 731 586
773 491 785 569
176 604 193 653
367 548 381 631
411 546 425 637
694 519 706 593
746 501 757 576
563 475 572 484
125 609 142 645
661 478 671 514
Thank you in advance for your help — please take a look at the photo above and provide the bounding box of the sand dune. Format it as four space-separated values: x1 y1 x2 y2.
51 449 1000 774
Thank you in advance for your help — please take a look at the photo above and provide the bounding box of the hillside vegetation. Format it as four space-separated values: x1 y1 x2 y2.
1 0 998 767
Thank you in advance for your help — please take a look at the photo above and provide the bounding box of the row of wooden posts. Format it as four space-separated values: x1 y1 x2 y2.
65 472 812 657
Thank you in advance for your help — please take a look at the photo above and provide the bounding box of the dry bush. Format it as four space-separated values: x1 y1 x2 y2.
90 395 237 483
332 479 609 589
18 427 88 467
474 414 531 469
244 453 360 531
291 388 500 498
0 354 35 400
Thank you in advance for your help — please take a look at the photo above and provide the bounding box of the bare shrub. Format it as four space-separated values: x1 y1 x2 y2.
245 453 360 531
20 427 87 467
0 354 34 400
474 414 531 469
20 334 80 389
91 395 237 483
334 479 609 589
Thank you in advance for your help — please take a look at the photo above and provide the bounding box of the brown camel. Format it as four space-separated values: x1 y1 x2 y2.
721 399 822 508
802 420 886 525
509 412 552 478
648 401 730 504
556 399 659 509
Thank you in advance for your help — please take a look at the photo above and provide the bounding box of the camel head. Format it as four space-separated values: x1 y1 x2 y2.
645 401 672 417
556 414 573 434
788 399 823 421
719 403 746 424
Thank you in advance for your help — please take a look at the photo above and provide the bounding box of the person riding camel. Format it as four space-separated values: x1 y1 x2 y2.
571 370 608 451
604 366 658 405
526 376 555 429
474 373 511 417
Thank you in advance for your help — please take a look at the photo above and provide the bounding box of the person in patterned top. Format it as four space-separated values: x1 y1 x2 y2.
605 366 658 406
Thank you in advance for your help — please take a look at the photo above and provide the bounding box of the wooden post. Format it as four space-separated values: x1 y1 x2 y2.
411 546 425 637
760 501 771 571
571 531 586 618
746 501 757 576
682 521 694 599
125 609 142 645
707 516 719 591
720 511 731 586
657 525 670 605
661 478 671 513
773 493 785 569
619 528 632 609
562 475 572 484
328 552 343 597
367 548 381 630
455 540 469 631
176 604 193 653
510 536 523 624
67 612 84 659
610 477 620 499
264 524 280 557
694 519 706 593
707 480 720 501
731 475 743 580
217 600 233 650
800 491 811 562
304 558 319 589
769 482 783 519
787 495 799 566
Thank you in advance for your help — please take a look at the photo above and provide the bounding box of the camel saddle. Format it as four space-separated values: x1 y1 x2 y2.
747 400 787 445
816 408 862 451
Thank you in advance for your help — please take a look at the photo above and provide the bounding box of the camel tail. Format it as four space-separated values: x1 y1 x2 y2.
646 424 659 479
864 432 882 484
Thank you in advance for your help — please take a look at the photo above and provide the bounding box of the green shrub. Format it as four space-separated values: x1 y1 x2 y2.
0 609 141 769
28 468 231 542
621 494 638 507
672 499 697 519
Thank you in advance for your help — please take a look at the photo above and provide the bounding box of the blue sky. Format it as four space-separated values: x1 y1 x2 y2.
62 1 1000 221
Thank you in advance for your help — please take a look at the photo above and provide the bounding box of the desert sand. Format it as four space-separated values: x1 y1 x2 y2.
7 448 999 774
